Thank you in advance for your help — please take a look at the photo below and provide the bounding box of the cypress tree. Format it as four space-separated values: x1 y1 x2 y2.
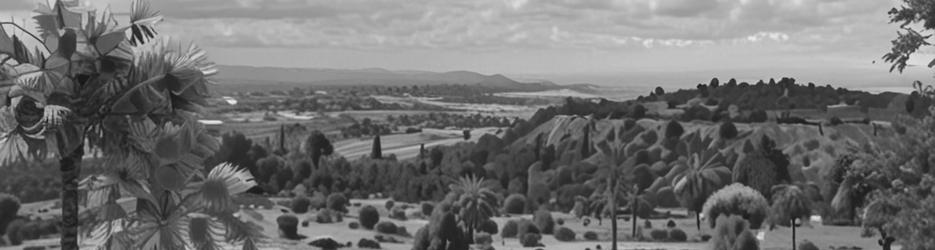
580 125 591 158
371 135 382 159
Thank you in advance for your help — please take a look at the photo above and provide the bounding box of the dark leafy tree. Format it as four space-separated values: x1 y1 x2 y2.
769 184 813 250
0 193 19 236
371 135 382 159
654 86 665 96
710 78 720 88
305 130 334 167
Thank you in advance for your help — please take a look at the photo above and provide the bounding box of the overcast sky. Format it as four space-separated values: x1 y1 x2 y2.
1 0 933 89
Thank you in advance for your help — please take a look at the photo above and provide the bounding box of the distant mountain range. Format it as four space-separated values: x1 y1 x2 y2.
215 65 596 92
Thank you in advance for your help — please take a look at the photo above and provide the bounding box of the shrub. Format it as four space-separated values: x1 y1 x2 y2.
385 200 395 211
710 215 757 250
389 206 407 220
349 221 360 229
644 220 653 229
276 215 300 239
421 202 434 216
669 228 688 242
734 230 759 250
702 183 769 229
719 121 738 139
479 219 498 234
583 231 598 240
397 225 410 237
359 205 380 229
650 229 668 241
503 194 526 214
666 220 676 228
6 218 25 245
309 194 326 210
798 240 819 250
554 227 576 241
501 220 519 238
556 218 565 226
316 209 338 224
0 194 20 236
358 238 381 249
665 120 684 138
326 193 348 213
375 221 398 234
533 209 555 234
475 232 493 245
520 233 543 247
291 196 311 214
517 219 540 238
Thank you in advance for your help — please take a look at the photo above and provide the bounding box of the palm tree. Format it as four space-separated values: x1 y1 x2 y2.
669 132 732 230
449 175 501 244
594 125 649 249
0 1 263 248
769 184 813 250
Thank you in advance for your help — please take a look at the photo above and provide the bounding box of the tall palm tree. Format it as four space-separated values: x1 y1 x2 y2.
670 132 732 230
769 184 813 250
0 1 263 248
449 175 501 244
594 125 649 249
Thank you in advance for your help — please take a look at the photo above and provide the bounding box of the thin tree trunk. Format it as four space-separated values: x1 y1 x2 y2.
609 176 617 250
631 187 638 238
792 219 796 250
696 213 701 230
60 145 84 250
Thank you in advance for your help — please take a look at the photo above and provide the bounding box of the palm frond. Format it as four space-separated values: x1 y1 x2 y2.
128 0 162 46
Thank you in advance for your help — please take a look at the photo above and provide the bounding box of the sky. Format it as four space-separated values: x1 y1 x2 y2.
1 0 934 89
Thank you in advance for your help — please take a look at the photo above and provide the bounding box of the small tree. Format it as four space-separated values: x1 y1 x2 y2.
305 130 333 167
371 134 382 159
359 205 380 230
769 184 812 250
0 193 19 236
702 183 769 229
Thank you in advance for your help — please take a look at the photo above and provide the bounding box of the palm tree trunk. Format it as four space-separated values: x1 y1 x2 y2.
696 212 701 230
609 175 617 250
792 219 796 250
60 145 84 250
631 193 637 238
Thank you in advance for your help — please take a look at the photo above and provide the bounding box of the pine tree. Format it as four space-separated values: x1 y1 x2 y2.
372 134 382 159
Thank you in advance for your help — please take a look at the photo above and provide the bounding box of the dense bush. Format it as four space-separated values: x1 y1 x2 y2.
349 221 360 229
503 194 527 214
644 220 653 229
276 215 300 239
665 120 684 138
389 206 407 220
703 183 769 229
358 238 381 249
517 219 540 238
710 215 758 250
650 229 668 241
291 196 311 214
583 231 598 240
0 194 20 236
479 219 498 234
385 200 395 211
421 202 434 216
5 218 25 245
533 209 555 234
316 209 341 224
327 193 348 213
375 221 398 234
359 205 380 229
475 232 493 245
666 220 677 228
520 233 543 247
554 226 576 241
501 220 519 238
669 228 687 242
556 218 565 226
719 122 738 139
799 240 819 250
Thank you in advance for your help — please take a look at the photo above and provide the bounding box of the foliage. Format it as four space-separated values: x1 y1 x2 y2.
327 193 348 213
710 215 758 250
554 226 576 241
732 135 791 199
359 205 380 230
5 218 25 245
702 183 769 229
799 240 819 250
375 221 399 234
0 193 19 235
669 228 688 242
583 231 598 240
665 120 685 139
316 209 341 224
719 122 738 140
479 219 498 235
277 215 300 239
385 200 395 211
304 130 333 167
501 220 518 238
371 135 382 159
650 229 668 241
291 196 311 214
672 131 732 217
516 219 540 238
533 209 555 234
449 175 501 242
349 221 360 229
520 233 543 247
503 194 526 214
769 184 812 227
358 238 381 249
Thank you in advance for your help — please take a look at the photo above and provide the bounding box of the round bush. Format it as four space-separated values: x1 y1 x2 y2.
276 215 300 239
421 202 435 216
479 219 498 235
291 196 311 214
359 205 380 230
375 221 398 234
734 230 759 250
583 231 598 240
666 220 676 228
668 228 687 242
501 220 519 238
644 220 653 229
554 227 576 242
521 233 543 247
702 183 769 229
503 194 527 214
6 218 25 245
556 218 564 226
358 238 381 249
0 193 20 236
316 209 335 224
326 193 348 213
517 219 540 238
385 200 395 211
349 221 360 229
533 209 555 234
389 206 407 220
475 232 493 245
650 229 668 241
799 240 819 250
